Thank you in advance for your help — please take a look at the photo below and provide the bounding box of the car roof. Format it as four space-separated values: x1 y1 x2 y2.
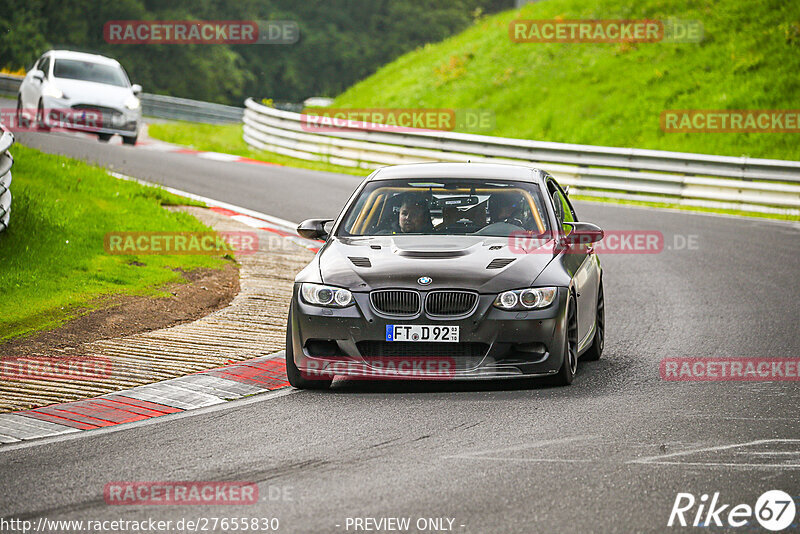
44 50 121 67
369 162 546 185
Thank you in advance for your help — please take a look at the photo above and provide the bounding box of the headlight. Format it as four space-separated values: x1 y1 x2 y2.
124 96 140 110
494 287 557 311
300 283 353 308
42 84 64 99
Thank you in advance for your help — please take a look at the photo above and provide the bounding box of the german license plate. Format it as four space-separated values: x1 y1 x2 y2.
386 325 459 342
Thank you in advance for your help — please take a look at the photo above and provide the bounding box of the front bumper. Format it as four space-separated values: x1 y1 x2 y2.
41 97 140 137
289 286 569 380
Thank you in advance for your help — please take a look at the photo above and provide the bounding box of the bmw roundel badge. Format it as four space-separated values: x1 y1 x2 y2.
418 276 432 285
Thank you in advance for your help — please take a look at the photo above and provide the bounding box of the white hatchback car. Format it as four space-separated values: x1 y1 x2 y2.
17 50 142 144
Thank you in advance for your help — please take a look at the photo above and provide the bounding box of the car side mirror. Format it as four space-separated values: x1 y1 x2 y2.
32 71 44 82
131 84 142 96
297 218 333 240
562 221 603 245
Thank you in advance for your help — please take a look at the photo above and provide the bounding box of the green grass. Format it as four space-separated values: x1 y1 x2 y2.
333 0 800 161
0 144 229 341
147 122 371 177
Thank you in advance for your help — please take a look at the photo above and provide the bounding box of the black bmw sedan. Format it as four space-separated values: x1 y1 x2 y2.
287 163 605 388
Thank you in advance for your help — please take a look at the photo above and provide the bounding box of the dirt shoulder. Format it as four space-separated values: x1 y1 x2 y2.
0 263 239 359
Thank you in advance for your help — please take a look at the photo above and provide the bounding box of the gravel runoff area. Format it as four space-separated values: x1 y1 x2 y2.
0 207 314 412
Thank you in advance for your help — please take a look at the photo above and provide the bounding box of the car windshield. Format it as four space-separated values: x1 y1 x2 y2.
338 178 551 237
52 59 129 87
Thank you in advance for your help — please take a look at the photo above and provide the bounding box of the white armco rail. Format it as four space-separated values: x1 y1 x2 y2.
243 98 800 216
0 127 13 232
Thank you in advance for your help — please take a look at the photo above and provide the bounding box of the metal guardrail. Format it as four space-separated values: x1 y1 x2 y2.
242 98 800 215
0 73 243 124
0 74 23 98
0 126 14 232
140 93 242 124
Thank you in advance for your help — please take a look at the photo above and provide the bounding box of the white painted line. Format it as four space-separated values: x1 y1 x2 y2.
157 382 229 407
629 439 800 469
449 457 595 463
0 434 21 444
121 388 200 410
630 438 800 462
108 171 301 232
166 379 246 401
444 435 599 460
197 152 242 162
630 461 800 469
0 414 75 435
169 374 263 399
124 383 225 409
4 415 80 435
107 171 323 253
0 417 69 440
677 414 800 421
231 214 273 228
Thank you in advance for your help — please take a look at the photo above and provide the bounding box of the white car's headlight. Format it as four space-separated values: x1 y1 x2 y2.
124 96 140 110
300 283 353 308
42 84 64 99
494 287 557 311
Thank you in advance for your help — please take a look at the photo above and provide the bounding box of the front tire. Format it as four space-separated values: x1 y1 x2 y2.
285 310 332 390
551 294 578 386
16 97 29 129
122 135 138 146
36 101 50 131
582 282 604 361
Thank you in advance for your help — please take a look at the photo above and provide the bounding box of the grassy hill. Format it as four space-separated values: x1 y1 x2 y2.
333 0 800 160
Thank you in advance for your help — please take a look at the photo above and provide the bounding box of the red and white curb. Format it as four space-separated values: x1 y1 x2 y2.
0 353 289 444
108 170 324 253
168 147 282 167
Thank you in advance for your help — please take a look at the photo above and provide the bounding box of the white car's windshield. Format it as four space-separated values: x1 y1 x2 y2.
52 59 129 87
339 178 551 237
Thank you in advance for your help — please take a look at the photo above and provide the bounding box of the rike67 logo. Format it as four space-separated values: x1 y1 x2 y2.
669 490 796 531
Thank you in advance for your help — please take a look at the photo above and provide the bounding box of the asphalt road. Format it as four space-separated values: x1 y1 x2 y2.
1 123 799 534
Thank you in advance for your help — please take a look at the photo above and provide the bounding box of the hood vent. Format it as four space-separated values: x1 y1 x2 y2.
348 256 372 268
487 258 516 269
